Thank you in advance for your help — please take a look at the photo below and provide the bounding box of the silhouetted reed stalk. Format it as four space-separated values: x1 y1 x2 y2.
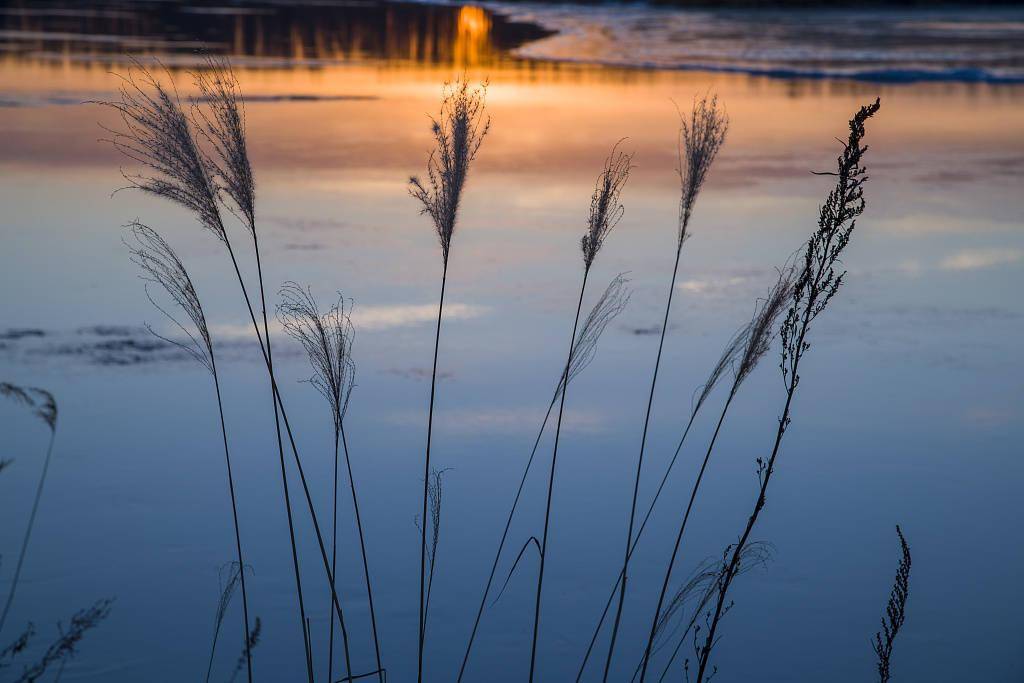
528 145 632 683
278 283 382 683
0 384 58 637
873 525 911 683
456 274 630 682
102 60 358 680
636 272 792 682
408 77 489 683
574 305 752 681
602 95 727 681
691 99 881 683
124 222 254 682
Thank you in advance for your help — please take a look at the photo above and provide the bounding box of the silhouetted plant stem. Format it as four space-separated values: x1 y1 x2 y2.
409 78 489 681
0 431 55 637
226 239 314 683
211 368 253 683
528 266 590 683
693 385 793 683
602 245 681 681
574 412 698 683
603 95 727 680
328 430 340 683
419 258 447 683
226 235 354 681
637 269 793 681
636 389 735 682
456 393 557 683
458 273 630 682
276 282 374 683
692 99 880 683
340 422 383 683
125 224 252 682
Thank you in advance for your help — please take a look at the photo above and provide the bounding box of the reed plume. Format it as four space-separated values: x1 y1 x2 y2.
637 271 793 682
192 56 256 236
457 274 630 682
99 61 225 244
409 79 490 266
873 526 911 683
528 144 632 683
126 222 254 682
692 98 881 683
418 468 450 620
603 94 728 681
279 282 386 683
206 562 242 683
0 384 58 637
408 76 488 683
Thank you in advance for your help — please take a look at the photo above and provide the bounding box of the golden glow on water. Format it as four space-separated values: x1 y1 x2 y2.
455 6 492 67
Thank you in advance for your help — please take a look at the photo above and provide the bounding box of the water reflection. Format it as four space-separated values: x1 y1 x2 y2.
0 2 1022 682
0 1 548 69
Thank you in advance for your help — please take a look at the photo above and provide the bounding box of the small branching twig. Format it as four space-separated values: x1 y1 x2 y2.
873 526 912 683
11 599 113 683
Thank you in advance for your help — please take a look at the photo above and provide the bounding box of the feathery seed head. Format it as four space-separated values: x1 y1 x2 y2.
125 222 215 374
192 57 256 238
99 62 226 244
277 282 356 433
734 269 795 388
409 78 490 265
581 143 633 270
559 273 631 397
677 94 728 247
0 383 57 432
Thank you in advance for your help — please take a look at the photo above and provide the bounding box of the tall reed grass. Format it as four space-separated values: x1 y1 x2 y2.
409 77 489 683
126 222 255 682
689 98 881 683
529 143 633 683
457 273 631 681
278 283 384 682
603 96 728 681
